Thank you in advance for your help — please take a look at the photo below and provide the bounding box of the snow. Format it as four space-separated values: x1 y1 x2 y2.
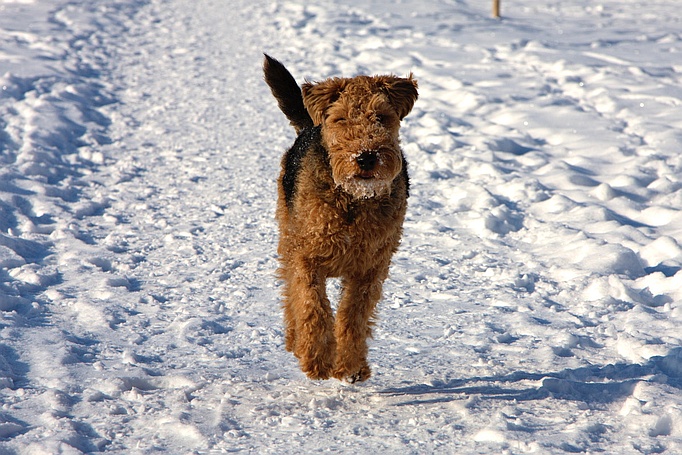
1 0 681 452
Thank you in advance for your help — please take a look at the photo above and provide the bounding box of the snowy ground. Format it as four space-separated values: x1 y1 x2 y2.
1 0 681 453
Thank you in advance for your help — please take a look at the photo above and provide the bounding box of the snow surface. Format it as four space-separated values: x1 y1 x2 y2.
1 0 681 453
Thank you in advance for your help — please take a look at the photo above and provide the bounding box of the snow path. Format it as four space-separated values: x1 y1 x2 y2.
0 0 681 453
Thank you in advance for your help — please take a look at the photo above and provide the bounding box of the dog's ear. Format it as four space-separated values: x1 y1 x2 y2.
302 78 346 125
379 75 418 120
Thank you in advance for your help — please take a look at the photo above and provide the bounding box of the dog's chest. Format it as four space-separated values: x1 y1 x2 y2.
317 194 402 244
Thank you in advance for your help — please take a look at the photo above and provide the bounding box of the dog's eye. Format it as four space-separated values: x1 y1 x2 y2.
375 114 389 125
332 117 346 124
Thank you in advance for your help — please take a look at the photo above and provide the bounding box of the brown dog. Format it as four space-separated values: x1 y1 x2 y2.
263 54 418 382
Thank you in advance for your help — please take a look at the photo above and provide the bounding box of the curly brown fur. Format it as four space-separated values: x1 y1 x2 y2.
263 54 418 382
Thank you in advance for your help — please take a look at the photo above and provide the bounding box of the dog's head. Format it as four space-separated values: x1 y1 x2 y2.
302 74 418 199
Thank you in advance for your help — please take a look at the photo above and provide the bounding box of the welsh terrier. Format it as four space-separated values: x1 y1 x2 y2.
263 54 418 382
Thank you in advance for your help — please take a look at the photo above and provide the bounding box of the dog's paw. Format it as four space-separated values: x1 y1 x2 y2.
301 356 334 380
335 365 371 383
306 370 332 381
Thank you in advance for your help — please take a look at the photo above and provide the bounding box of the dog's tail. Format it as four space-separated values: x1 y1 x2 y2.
263 54 314 134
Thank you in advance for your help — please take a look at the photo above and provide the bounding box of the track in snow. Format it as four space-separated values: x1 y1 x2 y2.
0 0 681 453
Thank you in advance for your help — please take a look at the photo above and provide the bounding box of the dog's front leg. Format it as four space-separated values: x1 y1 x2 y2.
333 268 387 383
289 258 336 380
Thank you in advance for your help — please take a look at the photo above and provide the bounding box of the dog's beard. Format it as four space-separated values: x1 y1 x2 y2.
328 148 402 199
336 177 392 199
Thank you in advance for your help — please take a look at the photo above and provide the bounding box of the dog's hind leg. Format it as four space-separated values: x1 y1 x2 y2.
278 263 298 353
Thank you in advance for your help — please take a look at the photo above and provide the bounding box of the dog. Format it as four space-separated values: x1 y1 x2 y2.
263 54 418 382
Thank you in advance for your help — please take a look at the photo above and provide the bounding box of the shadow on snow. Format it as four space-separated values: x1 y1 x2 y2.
382 348 682 406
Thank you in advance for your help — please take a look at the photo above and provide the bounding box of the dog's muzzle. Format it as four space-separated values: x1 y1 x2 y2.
356 152 378 178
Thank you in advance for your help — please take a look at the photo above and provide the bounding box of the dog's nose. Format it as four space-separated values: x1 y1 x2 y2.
356 152 378 171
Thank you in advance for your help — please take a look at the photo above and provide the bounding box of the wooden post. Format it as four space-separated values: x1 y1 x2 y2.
493 0 501 18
